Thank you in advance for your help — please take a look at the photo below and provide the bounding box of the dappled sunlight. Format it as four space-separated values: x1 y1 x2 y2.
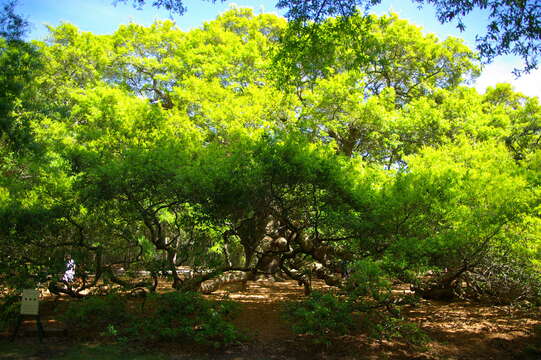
206 279 334 303
3 278 541 359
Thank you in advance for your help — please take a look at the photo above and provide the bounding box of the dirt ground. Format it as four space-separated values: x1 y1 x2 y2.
204 279 541 360
3 279 541 359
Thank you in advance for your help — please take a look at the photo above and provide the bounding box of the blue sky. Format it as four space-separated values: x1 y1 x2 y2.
12 0 541 98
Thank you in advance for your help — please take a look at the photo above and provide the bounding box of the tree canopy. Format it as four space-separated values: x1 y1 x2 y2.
0 4 540 328
112 0 541 74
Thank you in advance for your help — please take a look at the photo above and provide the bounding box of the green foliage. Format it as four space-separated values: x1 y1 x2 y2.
0 295 19 332
283 291 355 345
275 12 478 104
99 0 541 75
59 292 241 347
60 294 130 333
0 7 539 312
0 37 43 152
276 0 541 74
345 259 392 305
371 317 429 346
284 290 428 346
127 291 242 347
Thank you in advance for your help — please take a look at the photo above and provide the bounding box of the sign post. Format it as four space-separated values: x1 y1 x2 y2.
10 289 44 342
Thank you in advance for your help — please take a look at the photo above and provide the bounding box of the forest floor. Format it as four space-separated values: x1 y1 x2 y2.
2 279 541 360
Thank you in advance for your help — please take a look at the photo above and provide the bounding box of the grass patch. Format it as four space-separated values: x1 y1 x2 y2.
0 341 167 360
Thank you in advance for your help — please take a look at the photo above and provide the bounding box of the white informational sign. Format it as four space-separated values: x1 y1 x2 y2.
20 289 39 315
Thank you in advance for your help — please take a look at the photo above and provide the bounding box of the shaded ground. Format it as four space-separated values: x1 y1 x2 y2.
2 279 541 359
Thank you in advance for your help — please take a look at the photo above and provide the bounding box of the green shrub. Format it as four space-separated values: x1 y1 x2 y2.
283 291 355 345
284 258 429 347
345 259 392 304
0 295 19 332
128 291 242 347
372 317 429 346
60 294 130 333
59 291 241 347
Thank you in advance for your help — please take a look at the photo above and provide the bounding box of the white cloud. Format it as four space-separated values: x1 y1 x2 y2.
475 60 541 99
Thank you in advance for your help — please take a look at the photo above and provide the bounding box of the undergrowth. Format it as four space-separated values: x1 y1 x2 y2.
61 291 242 348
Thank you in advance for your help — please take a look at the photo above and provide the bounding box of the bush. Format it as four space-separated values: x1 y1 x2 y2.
460 252 541 304
283 291 355 345
0 295 19 332
372 317 429 346
60 294 130 333
127 291 242 347
345 259 392 305
284 258 429 346
60 291 242 347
